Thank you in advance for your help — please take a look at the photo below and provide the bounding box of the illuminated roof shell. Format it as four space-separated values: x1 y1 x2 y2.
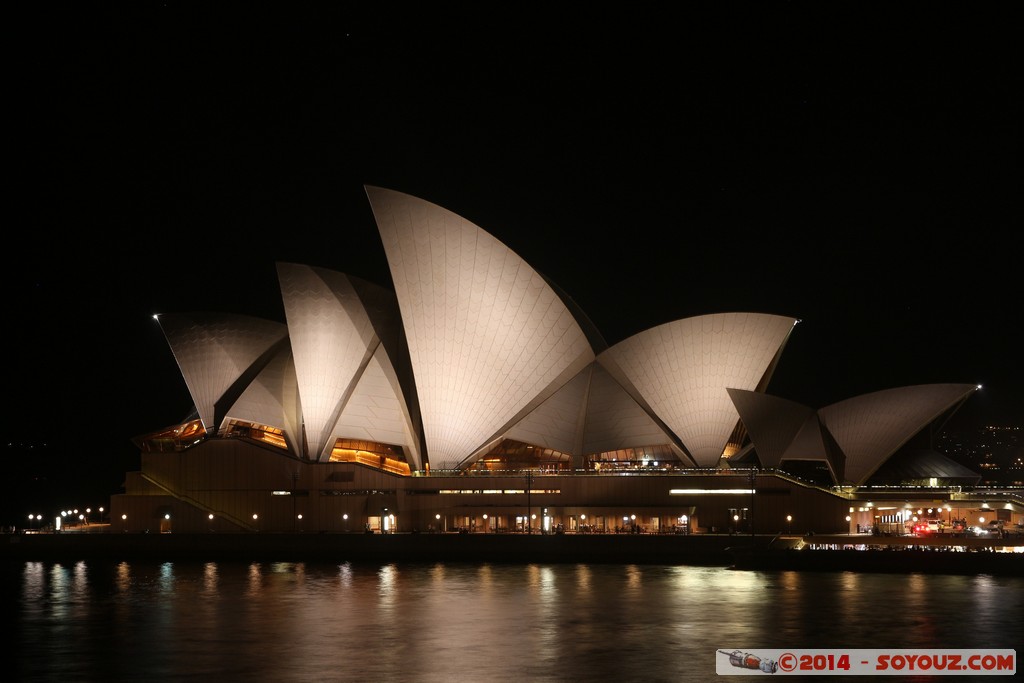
277 262 422 464
367 185 597 470
157 312 289 436
728 383 979 485
819 383 978 485
599 313 798 467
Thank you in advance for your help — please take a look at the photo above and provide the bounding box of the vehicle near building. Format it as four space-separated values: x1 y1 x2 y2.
912 520 944 535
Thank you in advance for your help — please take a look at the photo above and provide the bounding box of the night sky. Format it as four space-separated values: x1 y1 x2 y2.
5 5 1020 522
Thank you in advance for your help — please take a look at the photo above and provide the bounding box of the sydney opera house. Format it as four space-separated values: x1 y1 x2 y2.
109 187 1017 536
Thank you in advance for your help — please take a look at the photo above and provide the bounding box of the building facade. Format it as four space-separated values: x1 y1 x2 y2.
110 187 1021 536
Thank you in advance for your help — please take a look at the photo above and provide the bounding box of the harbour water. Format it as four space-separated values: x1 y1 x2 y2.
10 559 1022 682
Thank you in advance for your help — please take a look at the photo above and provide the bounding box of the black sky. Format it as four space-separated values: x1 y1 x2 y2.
5 4 1021 516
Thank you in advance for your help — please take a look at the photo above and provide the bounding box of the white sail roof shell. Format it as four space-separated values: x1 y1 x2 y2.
367 185 597 470
503 365 591 456
581 362 682 459
819 383 978 485
278 262 420 463
727 388 819 470
157 312 289 434
599 313 797 467
326 343 422 469
278 262 380 460
227 348 303 457
727 387 843 481
728 384 979 485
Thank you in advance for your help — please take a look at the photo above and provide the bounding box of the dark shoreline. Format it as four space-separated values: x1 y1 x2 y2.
728 546 1024 576
2 531 744 565
6 531 1024 576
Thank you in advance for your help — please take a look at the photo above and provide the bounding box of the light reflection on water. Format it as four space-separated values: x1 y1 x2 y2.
11 560 1023 682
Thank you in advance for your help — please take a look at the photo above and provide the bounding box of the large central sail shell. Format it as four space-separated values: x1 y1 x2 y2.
367 186 596 470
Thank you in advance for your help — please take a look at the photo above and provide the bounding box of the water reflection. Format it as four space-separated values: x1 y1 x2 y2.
9 560 1022 683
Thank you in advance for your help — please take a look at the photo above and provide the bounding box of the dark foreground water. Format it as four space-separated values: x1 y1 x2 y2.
9 560 1022 682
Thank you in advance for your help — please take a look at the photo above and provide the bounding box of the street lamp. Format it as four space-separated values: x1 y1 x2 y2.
343 513 349 532
786 515 792 535
252 513 258 532
525 470 533 534
121 513 127 533
750 468 757 542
